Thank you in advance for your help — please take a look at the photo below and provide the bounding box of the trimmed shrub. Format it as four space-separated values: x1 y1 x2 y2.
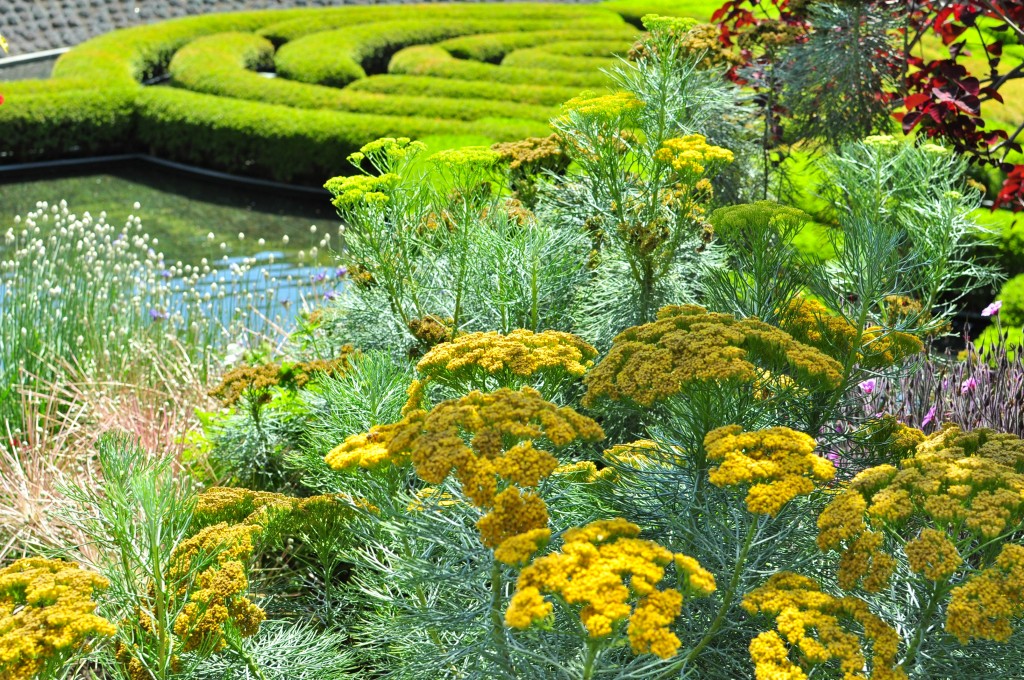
168 32 555 122
134 88 548 184
389 45 613 88
500 49 617 73
0 3 653 182
438 27 638 62
0 88 137 162
346 75 583 107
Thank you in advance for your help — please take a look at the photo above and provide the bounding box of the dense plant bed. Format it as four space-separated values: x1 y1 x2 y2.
0 1 713 184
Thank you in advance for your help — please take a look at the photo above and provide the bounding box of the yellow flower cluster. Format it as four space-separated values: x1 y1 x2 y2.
0 558 116 680
406 486 460 513
743 572 906 680
325 427 398 471
818 426 1024 593
505 518 715 659
324 172 400 209
704 425 835 516
193 486 295 527
905 528 962 581
946 544 1024 643
561 91 645 120
552 460 616 483
583 305 844 408
168 522 265 653
407 314 455 348
327 387 604 563
416 329 598 384
429 146 501 170
603 440 663 468
780 297 923 369
491 134 566 173
209 351 353 406
654 134 735 175
493 527 551 567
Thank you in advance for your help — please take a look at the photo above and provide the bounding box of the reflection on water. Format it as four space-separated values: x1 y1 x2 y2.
0 159 346 331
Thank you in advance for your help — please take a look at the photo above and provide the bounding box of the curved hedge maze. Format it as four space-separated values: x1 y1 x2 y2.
0 3 689 185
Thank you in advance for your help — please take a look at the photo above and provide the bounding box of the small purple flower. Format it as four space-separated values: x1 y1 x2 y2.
960 376 977 394
982 300 1003 317
149 308 168 321
921 405 937 427
160 269 172 278
859 378 877 395
313 270 328 283
336 266 348 278
323 289 340 301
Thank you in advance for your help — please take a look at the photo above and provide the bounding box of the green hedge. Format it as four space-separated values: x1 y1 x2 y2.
135 88 548 184
0 3 661 183
168 32 555 122
500 49 617 73
346 75 583 108
389 45 613 88
0 89 137 162
274 18 597 88
438 27 638 63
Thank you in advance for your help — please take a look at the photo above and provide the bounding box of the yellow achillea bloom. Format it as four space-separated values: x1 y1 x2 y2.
406 486 460 512
705 425 835 516
505 519 715 659
325 427 399 471
416 329 597 384
428 146 501 170
603 440 663 468
494 528 551 566
780 297 923 369
193 486 295 527
583 305 843 408
818 426 1024 593
905 528 962 581
552 460 616 483
946 543 1024 643
476 486 549 549
324 173 400 209
0 558 116 680
168 523 265 653
561 91 645 120
654 134 734 175
743 572 906 680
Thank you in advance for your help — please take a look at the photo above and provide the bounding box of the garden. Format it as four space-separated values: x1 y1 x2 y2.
1 1 1024 679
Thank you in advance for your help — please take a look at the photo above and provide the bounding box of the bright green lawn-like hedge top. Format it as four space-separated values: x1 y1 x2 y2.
0 1 715 185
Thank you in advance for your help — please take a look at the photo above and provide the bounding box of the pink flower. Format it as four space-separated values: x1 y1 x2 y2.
982 300 1002 317
921 405 936 427
859 379 877 394
960 376 977 394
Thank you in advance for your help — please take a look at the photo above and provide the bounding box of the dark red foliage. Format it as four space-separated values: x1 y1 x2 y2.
714 0 1024 210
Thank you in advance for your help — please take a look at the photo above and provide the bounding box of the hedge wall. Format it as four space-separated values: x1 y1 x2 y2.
0 1 699 184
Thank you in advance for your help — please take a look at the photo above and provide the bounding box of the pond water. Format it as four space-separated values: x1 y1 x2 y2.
0 158 347 328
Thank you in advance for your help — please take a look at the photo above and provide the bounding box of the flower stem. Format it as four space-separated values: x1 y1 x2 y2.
581 638 600 680
489 560 516 678
903 581 946 671
671 519 758 673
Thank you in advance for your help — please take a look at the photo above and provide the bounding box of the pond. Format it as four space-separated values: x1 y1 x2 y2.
0 158 347 327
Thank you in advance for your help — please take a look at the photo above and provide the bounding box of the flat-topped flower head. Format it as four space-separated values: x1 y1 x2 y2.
743 572 906 680
561 91 645 121
0 558 116 680
780 296 923 369
583 305 843 408
654 135 735 175
705 425 835 516
946 543 1024 643
325 173 401 209
416 329 597 389
817 426 1024 593
505 518 714 659
429 146 501 171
